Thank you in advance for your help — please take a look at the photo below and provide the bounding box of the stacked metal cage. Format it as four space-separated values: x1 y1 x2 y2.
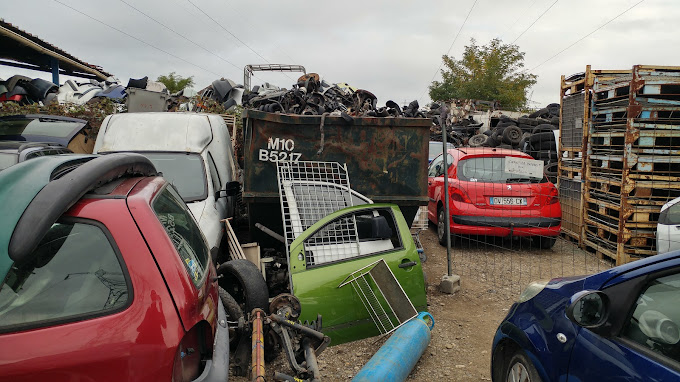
559 65 680 265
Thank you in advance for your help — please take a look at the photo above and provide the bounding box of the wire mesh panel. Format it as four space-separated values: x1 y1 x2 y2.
277 161 372 262
338 259 417 336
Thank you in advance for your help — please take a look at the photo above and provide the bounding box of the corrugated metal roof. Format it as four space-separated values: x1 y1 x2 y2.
0 19 111 79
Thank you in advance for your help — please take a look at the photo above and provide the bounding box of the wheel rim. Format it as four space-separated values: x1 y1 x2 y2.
508 362 530 382
438 210 445 240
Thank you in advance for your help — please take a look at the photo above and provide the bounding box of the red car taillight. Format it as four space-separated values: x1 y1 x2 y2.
546 186 559 205
449 187 472 204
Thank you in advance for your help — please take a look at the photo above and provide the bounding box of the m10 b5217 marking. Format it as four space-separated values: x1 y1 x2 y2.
259 137 302 163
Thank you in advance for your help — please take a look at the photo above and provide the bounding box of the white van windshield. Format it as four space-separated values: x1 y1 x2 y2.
138 152 208 202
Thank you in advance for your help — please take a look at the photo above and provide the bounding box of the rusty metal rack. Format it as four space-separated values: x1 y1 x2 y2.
573 65 680 265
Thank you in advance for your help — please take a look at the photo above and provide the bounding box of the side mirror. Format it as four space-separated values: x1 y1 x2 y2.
566 290 609 329
225 181 240 197
215 181 240 199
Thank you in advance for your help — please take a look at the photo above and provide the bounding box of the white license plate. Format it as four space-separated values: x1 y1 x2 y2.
490 197 527 206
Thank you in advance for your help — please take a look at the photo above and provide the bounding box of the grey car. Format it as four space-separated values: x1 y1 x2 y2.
0 141 72 171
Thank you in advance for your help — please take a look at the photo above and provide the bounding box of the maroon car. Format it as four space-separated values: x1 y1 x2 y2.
0 154 229 381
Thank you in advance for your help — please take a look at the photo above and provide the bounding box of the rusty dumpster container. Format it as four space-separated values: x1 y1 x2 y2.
242 109 431 243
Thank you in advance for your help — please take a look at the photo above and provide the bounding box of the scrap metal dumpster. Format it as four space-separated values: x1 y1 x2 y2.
242 109 430 243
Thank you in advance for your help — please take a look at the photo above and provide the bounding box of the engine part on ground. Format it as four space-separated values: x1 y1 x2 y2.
251 309 266 382
351 312 435 382
269 293 301 320
265 294 330 381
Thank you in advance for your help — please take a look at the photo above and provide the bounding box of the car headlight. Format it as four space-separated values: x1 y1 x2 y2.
517 280 549 303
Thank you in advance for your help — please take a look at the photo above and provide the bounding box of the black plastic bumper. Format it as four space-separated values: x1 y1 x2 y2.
452 215 561 228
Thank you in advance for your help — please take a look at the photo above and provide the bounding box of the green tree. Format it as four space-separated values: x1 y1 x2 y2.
429 38 537 110
156 72 195 93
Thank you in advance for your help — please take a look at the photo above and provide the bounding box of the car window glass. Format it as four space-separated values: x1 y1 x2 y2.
428 155 443 177
207 152 221 192
621 273 680 363
0 222 129 330
137 152 208 202
660 202 680 225
303 208 400 267
152 185 209 287
458 156 544 183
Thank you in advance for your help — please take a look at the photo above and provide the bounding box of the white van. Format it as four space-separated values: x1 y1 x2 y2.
94 112 238 258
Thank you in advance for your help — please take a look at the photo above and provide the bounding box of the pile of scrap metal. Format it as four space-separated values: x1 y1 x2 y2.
467 102 560 182
0 74 126 106
196 78 245 111
426 99 486 146
241 73 425 118
231 294 330 382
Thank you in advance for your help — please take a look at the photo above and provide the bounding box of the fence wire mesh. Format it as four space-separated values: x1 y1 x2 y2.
429 65 680 296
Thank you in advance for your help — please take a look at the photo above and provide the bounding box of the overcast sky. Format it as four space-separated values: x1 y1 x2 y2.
1 0 677 109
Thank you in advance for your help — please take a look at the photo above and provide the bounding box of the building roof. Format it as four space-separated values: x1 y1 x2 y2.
0 19 111 80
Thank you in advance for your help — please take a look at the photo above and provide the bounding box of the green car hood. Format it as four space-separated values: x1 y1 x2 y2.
0 155 94 282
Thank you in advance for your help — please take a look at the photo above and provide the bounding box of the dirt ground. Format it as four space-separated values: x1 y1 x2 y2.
233 227 611 381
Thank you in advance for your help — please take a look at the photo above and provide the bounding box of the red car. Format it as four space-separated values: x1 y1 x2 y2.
0 154 229 381
427 147 561 248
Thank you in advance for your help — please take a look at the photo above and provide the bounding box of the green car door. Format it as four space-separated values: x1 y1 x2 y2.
288 203 427 345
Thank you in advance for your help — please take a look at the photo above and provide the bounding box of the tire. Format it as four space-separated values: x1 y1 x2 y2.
468 133 488 147
536 151 552 161
504 351 542 382
534 141 557 151
532 236 557 249
529 132 555 145
502 126 523 145
437 208 449 246
531 124 556 134
498 144 513 149
219 287 243 349
528 107 548 119
544 163 558 184
218 259 270 314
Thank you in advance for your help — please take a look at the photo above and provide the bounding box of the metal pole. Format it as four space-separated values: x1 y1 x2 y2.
251 309 265 382
442 109 452 277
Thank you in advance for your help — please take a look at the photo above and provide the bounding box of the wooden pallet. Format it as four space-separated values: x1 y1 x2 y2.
222 218 246 261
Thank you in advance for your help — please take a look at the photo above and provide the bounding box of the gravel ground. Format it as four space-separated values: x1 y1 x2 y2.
232 227 613 381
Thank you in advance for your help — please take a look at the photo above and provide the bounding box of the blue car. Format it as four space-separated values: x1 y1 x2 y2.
491 251 680 381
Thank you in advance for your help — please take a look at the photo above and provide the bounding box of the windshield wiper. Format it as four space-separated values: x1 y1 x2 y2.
505 178 534 183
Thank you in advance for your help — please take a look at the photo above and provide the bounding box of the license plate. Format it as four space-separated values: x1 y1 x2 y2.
490 197 527 206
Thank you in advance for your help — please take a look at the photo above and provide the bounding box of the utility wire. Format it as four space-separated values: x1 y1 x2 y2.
184 0 294 83
185 0 269 64
117 0 241 75
419 0 478 103
53 0 221 77
499 0 538 39
511 0 559 44
529 0 645 71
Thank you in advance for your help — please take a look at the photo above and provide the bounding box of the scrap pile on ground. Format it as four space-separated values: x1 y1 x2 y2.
241 73 425 118
467 103 560 182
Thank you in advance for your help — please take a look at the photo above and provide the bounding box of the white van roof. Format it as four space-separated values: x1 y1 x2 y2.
95 112 213 153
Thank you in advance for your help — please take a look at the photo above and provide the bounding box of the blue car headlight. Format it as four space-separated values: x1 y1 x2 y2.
517 280 549 303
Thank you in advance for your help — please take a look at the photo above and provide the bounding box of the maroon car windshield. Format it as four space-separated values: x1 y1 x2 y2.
458 157 545 183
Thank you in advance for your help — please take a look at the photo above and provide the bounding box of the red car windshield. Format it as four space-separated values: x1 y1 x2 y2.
458 156 546 183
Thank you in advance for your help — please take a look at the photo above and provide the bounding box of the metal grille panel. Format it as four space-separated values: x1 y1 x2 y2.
561 93 585 148
277 161 371 264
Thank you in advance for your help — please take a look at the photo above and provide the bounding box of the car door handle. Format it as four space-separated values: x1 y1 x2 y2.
398 261 417 269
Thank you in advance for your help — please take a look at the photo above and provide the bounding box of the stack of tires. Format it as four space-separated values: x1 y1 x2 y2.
467 103 560 183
